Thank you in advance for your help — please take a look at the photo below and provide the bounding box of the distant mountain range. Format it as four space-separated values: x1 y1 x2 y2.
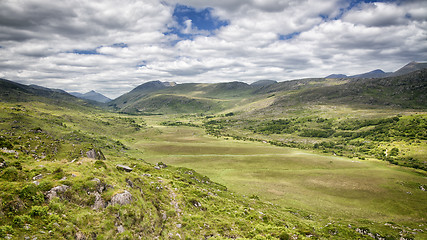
70 90 111 103
325 61 427 79
1 61 426 113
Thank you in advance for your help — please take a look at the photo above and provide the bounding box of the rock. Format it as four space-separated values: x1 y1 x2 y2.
116 164 133 172
117 225 125 233
126 178 134 188
91 192 105 210
110 190 132 206
45 185 70 201
156 162 167 169
75 231 86 240
86 149 106 160
420 185 426 191
0 160 7 169
33 174 43 180
32 181 40 186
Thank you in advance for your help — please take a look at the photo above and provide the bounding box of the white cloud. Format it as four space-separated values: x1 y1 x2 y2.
0 0 426 98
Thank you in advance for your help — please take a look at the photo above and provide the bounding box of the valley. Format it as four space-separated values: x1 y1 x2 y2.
0 64 426 239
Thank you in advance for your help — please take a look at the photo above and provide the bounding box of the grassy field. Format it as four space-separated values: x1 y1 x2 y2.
127 117 427 231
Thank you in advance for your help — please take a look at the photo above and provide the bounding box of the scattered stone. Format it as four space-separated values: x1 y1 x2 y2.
176 224 182 228
33 174 43 180
45 185 70 201
142 173 151 177
24 224 31 230
71 174 77 177
32 181 40 186
156 162 167 169
110 190 132 206
92 178 101 183
126 178 134 188
117 225 125 233
0 160 7 169
60 177 67 181
116 164 133 172
420 185 426 191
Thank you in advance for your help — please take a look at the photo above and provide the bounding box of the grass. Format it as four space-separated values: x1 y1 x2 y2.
1 97 426 239
128 120 427 232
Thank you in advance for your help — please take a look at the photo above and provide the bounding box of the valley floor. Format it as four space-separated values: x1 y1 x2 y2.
125 116 427 235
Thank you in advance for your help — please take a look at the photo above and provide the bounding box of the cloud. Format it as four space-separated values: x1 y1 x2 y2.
0 0 426 98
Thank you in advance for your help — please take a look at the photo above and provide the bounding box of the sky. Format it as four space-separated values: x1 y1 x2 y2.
0 0 426 98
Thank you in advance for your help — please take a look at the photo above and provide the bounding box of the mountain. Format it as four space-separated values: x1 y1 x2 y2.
273 68 427 109
391 61 427 77
326 69 390 79
325 74 347 78
109 81 172 110
349 69 390 78
0 78 89 107
70 90 111 103
325 61 427 79
250 80 277 86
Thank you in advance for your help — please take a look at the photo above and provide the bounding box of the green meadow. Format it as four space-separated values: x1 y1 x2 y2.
128 116 427 230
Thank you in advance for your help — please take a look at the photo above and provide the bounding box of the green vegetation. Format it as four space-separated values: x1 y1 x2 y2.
0 69 426 239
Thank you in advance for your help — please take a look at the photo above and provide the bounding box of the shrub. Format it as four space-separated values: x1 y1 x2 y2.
53 167 64 180
12 215 32 227
20 184 38 201
0 225 14 238
38 181 54 192
94 160 107 169
29 205 48 217
1 167 23 181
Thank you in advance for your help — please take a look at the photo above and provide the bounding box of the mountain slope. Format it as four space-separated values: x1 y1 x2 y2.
391 61 427 77
349 69 390 78
109 81 172 110
272 69 427 109
70 90 111 103
0 78 91 108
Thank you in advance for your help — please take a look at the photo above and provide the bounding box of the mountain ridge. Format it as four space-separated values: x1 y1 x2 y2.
70 90 111 103
325 61 427 79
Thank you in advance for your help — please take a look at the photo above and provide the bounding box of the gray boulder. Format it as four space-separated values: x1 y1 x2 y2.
110 190 132 206
46 185 70 201
116 164 133 172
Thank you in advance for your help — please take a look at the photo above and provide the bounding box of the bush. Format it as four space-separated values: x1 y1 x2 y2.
0 225 14 238
12 215 32 227
1 167 23 181
53 167 64 180
38 181 54 192
94 160 107 169
29 205 48 217
20 184 38 201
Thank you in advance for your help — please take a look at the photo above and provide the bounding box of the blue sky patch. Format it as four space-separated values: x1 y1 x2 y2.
166 4 229 40
71 48 100 55
279 32 300 41
111 43 128 48
70 43 127 55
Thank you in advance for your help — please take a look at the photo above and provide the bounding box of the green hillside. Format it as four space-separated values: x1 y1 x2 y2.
0 91 389 240
0 69 426 239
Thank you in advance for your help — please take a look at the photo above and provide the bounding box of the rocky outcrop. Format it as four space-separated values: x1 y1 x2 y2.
91 192 106 210
45 185 70 201
110 190 132 206
86 149 106 160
